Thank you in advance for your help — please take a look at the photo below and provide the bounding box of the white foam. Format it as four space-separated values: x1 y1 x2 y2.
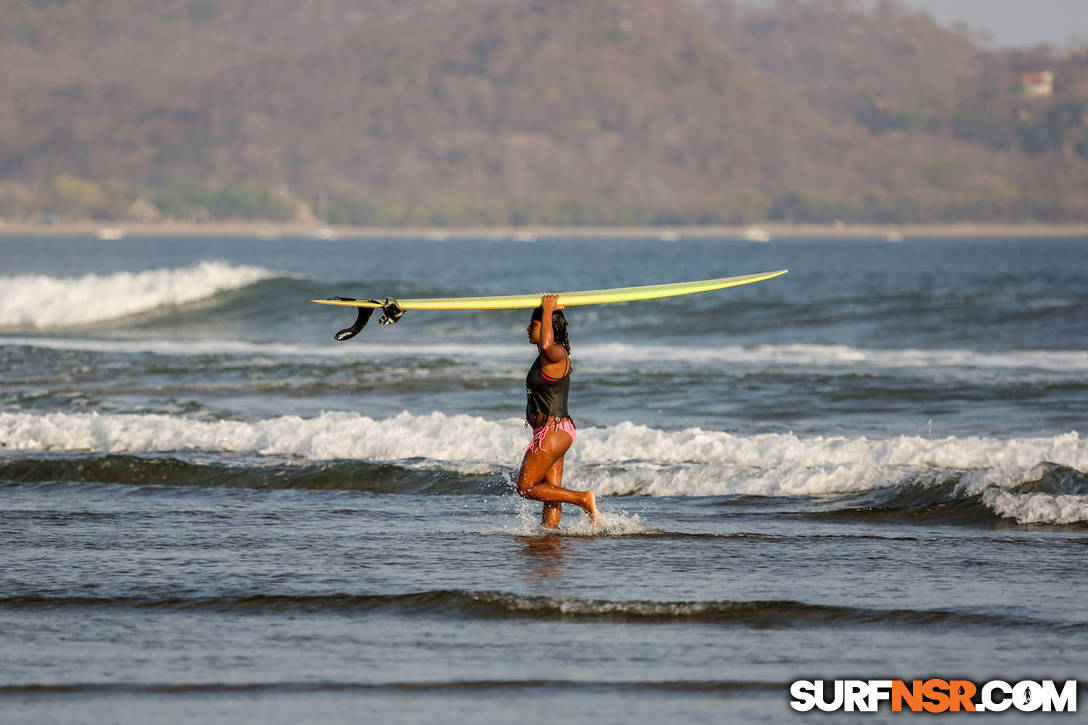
1 410 1083 504
0 336 369 360
501 497 653 537
982 489 1088 525
0 335 520 362
2 335 1084 376
0 262 282 329
0 410 522 469
563 510 654 537
574 342 1088 374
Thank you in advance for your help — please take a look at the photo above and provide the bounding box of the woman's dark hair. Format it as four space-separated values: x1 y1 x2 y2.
530 307 571 354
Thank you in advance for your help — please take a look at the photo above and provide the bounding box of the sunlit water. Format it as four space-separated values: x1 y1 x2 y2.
1 235 1086 722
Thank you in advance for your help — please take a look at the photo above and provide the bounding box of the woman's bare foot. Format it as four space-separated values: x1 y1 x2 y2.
584 490 600 528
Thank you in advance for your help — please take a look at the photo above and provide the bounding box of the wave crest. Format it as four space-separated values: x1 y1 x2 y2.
1 411 1085 525
982 488 1088 525
0 261 282 329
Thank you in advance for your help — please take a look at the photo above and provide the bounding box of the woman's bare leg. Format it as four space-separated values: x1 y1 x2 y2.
517 429 599 526
541 457 565 527
542 502 562 528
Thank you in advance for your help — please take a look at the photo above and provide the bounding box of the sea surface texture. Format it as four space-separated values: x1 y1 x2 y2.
1 235 1086 723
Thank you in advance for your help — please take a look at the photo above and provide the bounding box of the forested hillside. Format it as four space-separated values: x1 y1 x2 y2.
2 0 1086 225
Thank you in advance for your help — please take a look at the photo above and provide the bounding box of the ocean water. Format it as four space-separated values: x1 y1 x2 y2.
1 234 1085 723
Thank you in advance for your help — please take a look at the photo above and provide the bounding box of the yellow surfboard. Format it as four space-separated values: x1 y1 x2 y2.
312 269 788 310
314 269 787 340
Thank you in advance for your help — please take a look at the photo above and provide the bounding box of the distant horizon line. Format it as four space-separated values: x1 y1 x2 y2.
4 220 1087 240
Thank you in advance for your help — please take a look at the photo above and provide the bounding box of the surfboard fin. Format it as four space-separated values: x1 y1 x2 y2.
330 297 405 341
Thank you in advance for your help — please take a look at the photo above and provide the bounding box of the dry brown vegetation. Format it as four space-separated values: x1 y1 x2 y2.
2 0 1086 224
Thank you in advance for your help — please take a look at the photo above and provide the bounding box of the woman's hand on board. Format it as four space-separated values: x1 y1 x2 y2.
541 293 564 313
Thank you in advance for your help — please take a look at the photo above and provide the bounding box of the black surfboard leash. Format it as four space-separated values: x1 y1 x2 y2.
329 298 405 341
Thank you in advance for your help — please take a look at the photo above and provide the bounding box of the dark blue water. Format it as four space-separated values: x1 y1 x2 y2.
1 235 1085 722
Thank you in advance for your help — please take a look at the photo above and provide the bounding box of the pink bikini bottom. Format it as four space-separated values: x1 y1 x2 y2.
525 419 577 452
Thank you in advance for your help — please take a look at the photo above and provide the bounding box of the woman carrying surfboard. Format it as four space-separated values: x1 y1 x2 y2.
313 271 787 527
517 294 599 528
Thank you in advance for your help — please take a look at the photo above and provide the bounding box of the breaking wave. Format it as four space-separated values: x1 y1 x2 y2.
981 487 1088 526
0 261 284 329
0 454 505 495
2 410 1082 474
1 410 1085 525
